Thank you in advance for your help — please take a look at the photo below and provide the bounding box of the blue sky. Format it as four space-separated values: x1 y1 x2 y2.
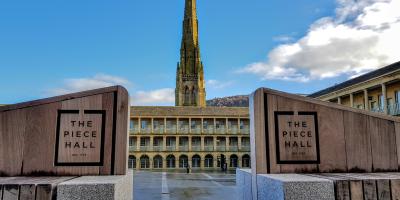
0 0 399 105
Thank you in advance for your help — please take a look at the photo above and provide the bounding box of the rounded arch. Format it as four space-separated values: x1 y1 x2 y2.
192 154 201 168
230 154 238 168
204 154 213 168
242 154 251 168
128 155 136 169
153 155 163 169
179 155 189 168
166 154 176 168
140 155 150 169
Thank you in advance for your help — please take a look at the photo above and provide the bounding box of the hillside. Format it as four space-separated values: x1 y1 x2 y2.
206 95 249 107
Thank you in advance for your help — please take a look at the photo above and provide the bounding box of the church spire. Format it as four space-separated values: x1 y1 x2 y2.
175 0 206 107
183 0 199 47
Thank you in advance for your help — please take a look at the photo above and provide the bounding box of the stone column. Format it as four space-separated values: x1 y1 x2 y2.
214 136 217 151
382 83 388 114
176 118 179 134
150 136 154 151
163 136 167 151
176 137 180 151
337 97 342 105
226 118 229 133
226 137 230 151
238 154 242 168
213 118 216 134
189 136 192 151
164 118 167 134
238 136 242 151
364 89 369 110
201 137 205 151
138 118 141 134
201 118 204 133
137 136 141 151
350 93 354 108
151 118 154 133
189 118 192 134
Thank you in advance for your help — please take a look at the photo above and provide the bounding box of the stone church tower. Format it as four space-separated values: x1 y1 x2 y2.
175 0 206 107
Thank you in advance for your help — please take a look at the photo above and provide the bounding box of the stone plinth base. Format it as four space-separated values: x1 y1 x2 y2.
236 168 253 200
256 174 334 200
57 170 133 200
237 172 400 200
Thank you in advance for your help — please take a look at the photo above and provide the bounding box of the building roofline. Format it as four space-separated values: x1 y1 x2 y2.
308 61 400 98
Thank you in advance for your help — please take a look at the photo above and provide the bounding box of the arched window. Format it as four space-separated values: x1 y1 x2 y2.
230 154 238 168
192 155 201 168
179 155 189 168
166 155 176 168
140 155 150 169
242 154 250 168
128 155 136 169
153 155 163 169
204 154 213 168
184 86 190 105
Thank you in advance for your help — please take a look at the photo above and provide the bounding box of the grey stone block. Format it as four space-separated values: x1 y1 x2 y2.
257 174 334 200
57 170 133 200
236 168 253 200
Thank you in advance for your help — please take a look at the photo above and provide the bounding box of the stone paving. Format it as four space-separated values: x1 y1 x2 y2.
133 170 237 200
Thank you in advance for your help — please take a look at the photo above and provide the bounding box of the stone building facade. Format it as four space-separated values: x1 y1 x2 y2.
128 107 250 170
309 61 400 116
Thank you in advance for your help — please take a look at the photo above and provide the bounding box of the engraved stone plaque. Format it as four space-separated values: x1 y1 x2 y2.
274 111 320 164
55 110 105 166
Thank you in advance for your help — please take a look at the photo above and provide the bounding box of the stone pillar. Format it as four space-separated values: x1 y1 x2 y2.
150 136 154 151
238 154 242 168
350 93 354 108
238 136 242 151
226 118 229 133
214 153 218 169
176 118 179 134
214 136 217 151
337 97 341 105
163 136 167 151
226 137 230 151
201 137 205 151
164 118 167 134
137 136 141 151
151 118 154 133
213 118 216 134
189 118 192 134
364 89 369 110
176 137 180 151
189 136 192 151
201 118 204 133
138 118 141 134
382 83 388 114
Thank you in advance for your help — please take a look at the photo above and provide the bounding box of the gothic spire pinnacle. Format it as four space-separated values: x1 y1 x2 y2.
176 0 206 107
183 0 199 47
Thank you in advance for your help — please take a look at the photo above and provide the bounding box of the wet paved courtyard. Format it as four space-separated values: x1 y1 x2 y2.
133 170 238 200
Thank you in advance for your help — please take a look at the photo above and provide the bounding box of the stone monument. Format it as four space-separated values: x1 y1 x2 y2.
0 86 132 200
237 87 400 200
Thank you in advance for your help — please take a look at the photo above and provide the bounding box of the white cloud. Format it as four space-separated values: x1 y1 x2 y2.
207 79 234 89
48 74 131 96
131 88 175 106
239 0 400 82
